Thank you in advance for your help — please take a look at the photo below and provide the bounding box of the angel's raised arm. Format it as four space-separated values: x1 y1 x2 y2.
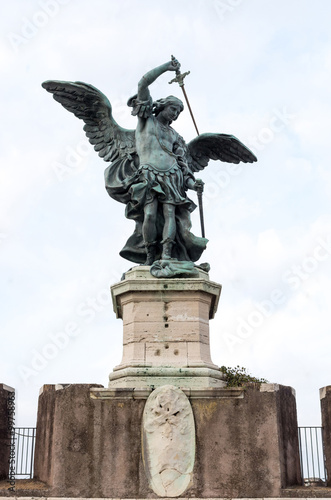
137 58 181 101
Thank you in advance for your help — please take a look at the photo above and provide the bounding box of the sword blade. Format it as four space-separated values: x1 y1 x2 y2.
181 85 200 136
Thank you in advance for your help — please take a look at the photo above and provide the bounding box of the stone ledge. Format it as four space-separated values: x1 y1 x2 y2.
282 488 331 498
0 384 14 392
90 386 244 399
260 383 296 396
107 365 226 389
110 366 225 378
112 358 220 371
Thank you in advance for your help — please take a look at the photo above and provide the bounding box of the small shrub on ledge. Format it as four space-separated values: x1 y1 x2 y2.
220 365 268 388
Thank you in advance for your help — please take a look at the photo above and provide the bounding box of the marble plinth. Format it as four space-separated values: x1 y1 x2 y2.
109 266 225 389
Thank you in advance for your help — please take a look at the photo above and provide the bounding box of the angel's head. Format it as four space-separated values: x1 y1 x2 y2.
153 96 184 123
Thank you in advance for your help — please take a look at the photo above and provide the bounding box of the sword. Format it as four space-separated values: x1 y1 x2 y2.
169 56 205 238
169 55 200 136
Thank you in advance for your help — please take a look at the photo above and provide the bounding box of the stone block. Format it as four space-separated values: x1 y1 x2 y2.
167 295 211 323
187 340 215 366
121 296 165 326
117 340 146 367
123 318 210 345
0 384 14 481
320 385 331 486
145 340 188 366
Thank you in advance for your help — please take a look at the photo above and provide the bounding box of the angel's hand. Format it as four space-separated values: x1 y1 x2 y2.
194 178 204 193
168 55 181 72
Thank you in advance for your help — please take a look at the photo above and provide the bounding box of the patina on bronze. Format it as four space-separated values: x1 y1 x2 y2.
42 57 257 278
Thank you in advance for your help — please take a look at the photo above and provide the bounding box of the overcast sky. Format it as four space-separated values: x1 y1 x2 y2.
1 0 331 427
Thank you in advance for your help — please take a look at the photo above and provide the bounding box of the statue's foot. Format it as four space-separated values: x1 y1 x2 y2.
161 238 174 260
144 255 156 266
144 241 157 266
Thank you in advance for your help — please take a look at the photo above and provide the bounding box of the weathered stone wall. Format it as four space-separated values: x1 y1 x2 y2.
190 383 301 497
0 384 14 480
320 385 331 486
34 384 150 498
33 382 301 498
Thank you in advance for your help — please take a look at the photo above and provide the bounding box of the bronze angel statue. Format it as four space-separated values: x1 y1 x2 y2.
42 57 257 277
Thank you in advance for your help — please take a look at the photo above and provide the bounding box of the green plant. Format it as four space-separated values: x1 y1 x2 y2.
220 365 268 387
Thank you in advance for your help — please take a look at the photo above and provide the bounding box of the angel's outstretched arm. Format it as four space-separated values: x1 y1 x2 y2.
137 58 181 101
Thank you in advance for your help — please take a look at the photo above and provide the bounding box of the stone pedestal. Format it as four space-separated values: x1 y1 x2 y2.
0 384 14 480
33 382 301 498
109 266 225 389
32 270 302 497
320 385 331 486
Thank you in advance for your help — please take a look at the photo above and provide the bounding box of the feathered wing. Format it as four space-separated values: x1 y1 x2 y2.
185 133 257 172
42 80 136 163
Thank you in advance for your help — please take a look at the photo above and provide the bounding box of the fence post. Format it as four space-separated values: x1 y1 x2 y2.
320 386 331 486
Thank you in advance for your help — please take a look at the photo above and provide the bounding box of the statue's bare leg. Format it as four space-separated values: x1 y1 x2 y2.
143 199 158 265
161 203 176 259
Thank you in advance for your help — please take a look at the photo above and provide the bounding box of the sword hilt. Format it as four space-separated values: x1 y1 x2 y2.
195 180 204 196
169 54 190 87
169 71 190 87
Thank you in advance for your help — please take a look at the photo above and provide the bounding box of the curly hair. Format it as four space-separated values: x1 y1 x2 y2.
153 96 184 116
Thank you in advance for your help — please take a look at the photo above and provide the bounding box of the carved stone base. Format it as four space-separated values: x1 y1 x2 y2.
109 266 225 389
32 383 302 498
108 366 225 389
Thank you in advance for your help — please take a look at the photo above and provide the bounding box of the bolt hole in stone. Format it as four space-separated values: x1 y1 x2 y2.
163 284 168 289
165 344 169 349
164 323 169 328
174 349 179 355
163 315 168 321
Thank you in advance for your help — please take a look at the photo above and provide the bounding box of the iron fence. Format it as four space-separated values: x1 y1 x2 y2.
14 427 36 478
298 426 327 485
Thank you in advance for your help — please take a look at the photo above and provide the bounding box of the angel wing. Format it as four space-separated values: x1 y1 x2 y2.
41 80 136 163
186 133 257 172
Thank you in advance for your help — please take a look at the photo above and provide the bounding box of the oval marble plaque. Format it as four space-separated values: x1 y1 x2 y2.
142 385 195 497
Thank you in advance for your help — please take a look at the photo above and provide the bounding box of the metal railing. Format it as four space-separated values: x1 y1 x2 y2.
14 427 36 478
298 426 327 485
